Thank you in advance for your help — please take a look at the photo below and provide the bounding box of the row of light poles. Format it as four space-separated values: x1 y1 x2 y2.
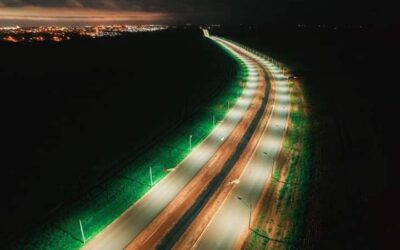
188 98 233 151
146 105 232 197
239 47 281 228
231 40 293 237
236 151 277 231
79 164 157 244
77 43 274 246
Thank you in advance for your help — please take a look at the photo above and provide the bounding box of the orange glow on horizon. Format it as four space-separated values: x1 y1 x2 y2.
0 6 171 23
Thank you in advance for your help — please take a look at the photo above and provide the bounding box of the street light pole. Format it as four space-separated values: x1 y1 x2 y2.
249 203 252 229
150 167 153 186
189 134 192 151
79 219 86 244
237 197 252 229
213 115 215 126
264 152 275 178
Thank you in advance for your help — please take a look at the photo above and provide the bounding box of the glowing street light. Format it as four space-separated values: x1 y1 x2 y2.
237 197 252 229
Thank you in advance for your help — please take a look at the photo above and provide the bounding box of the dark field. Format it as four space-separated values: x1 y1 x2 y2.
1 25 398 249
0 28 240 245
215 26 399 249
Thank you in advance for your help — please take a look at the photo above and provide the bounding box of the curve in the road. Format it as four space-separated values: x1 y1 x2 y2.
193 37 291 250
155 41 271 249
83 37 258 250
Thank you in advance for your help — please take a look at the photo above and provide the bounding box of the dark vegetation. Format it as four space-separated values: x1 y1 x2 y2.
215 25 399 249
0 28 241 247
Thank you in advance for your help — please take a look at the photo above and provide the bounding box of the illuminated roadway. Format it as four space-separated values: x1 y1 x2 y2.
192 37 291 249
83 36 261 250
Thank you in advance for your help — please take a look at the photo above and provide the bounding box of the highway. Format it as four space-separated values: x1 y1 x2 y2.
193 38 291 250
125 38 269 249
82 35 260 250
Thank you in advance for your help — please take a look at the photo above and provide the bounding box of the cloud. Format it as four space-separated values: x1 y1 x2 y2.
0 1 177 24
0 0 27 7
0 0 182 11
99 0 119 9
0 5 171 23
66 0 83 8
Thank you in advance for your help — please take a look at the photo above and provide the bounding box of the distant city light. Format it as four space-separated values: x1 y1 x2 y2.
3 35 20 42
51 36 62 42
0 25 168 43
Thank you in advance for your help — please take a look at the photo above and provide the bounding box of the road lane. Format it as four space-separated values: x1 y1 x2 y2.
194 37 291 250
83 37 259 250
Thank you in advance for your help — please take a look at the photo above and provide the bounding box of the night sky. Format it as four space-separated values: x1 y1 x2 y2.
0 0 396 25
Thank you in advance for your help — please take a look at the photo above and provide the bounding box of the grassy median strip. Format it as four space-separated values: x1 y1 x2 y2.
18 43 248 250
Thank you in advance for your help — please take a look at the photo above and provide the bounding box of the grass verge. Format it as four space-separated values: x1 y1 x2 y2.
282 82 313 247
244 69 312 250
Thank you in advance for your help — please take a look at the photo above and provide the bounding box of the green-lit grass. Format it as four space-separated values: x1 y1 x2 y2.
282 86 313 246
231 42 312 250
245 80 310 250
19 41 248 250
245 228 269 250
247 84 311 249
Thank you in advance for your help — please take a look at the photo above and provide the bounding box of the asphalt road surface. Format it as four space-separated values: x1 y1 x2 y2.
193 38 291 250
83 37 260 250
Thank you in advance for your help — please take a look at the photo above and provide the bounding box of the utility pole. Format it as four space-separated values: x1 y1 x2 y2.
79 219 86 244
